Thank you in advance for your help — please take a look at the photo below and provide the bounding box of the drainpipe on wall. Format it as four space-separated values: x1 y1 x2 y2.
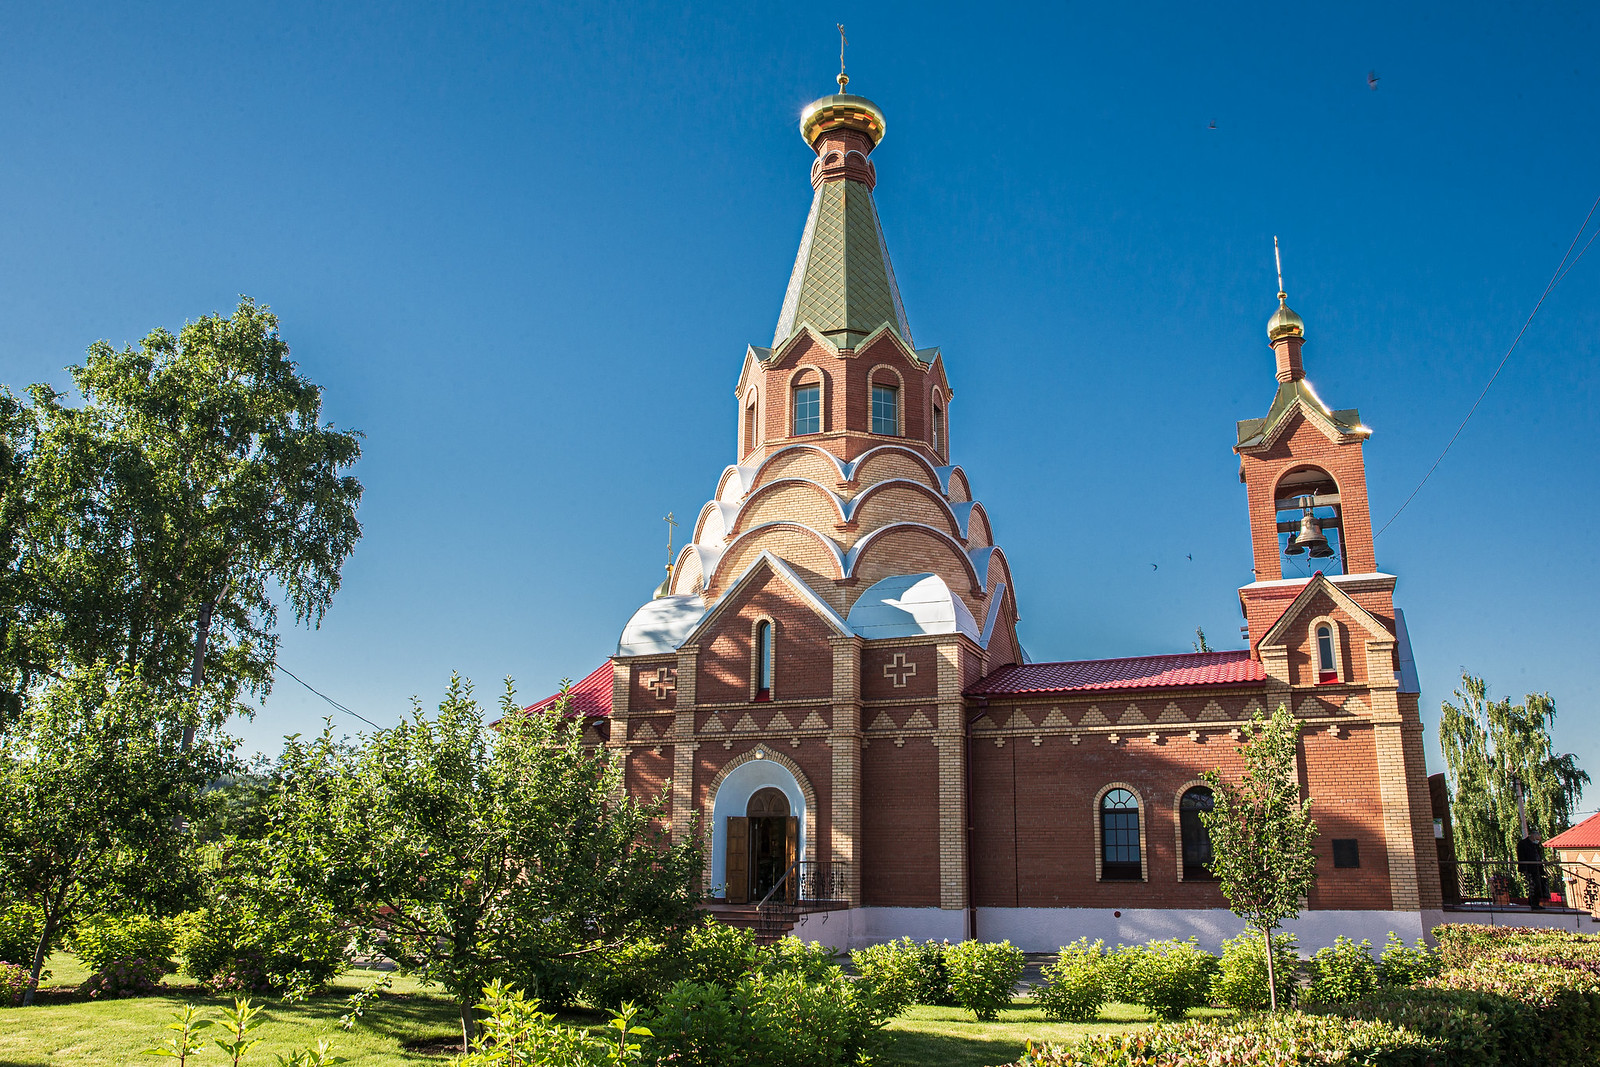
965 701 989 942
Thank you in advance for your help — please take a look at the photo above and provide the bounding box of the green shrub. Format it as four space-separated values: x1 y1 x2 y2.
1379 931 1441 987
1307 936 1380 1003
1113 938 1216 1021
671 920 756 989
1210 931 1298 1011
1031 938 1107 1022
760 936 838 982
1311 987 1498 1067
0 903 48 968
582 936 675 1010
0 962 35 1007
1431 922 1585 969
849 937 950 1011
645 980 742 1067
458 981 649 1066
77 956 166 999
1007 1012 1443 1066
583 922 761 1010
646 968 885 1067
944 939 1025 1021
179 904 346 996
73 914 178 975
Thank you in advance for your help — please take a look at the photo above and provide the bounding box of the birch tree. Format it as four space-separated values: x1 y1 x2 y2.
0 297 362 736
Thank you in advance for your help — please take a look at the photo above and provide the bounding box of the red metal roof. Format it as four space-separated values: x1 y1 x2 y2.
523 662 613 719
1546 811 1600 850
970 650 1266 696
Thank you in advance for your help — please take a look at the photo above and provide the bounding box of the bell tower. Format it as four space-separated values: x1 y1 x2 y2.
1234 253 1384 647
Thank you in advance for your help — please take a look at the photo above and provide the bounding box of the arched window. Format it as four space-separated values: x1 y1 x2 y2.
1179 786 1215 880
932 401 945 456
1100 788 1142 881
743 400 758 455
755 621 773 701
871 383 899 436
1316 624 1338 683
793 380 821 436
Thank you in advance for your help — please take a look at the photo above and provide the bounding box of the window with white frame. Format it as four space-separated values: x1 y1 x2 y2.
1316 623 1338 683
871 384 899 436
793 382 821 436
755 620 773 700
1100 788 1142 880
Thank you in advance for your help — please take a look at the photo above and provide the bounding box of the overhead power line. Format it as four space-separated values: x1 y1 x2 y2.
1376 193 1600 538
275 662 384 731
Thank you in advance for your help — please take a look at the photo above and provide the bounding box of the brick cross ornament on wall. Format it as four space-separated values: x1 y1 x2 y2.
883 652 917 688
647 667 677 700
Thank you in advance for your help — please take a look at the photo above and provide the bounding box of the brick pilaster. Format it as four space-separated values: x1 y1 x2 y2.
830 635 864 905
606 659 631 803
1365 636 1420 910
672 645 700 848
936 639 968 910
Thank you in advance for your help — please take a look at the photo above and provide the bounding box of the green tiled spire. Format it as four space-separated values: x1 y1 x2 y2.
773 179 912 349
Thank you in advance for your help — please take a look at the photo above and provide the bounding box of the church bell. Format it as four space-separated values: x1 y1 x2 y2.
1286 509 1333 558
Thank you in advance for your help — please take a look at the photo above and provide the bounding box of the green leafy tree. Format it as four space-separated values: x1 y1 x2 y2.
0 669 227 1002
1202 704 1317 1011
270 676 701 1050
1439 673 1587 889
1 297 362 736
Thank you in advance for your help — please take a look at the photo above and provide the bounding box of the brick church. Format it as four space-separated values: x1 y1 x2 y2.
528 76 1444 951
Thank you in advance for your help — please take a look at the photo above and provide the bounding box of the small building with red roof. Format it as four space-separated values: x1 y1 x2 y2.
1546 814 1600 916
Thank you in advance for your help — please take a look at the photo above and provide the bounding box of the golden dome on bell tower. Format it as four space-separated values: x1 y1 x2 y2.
1267 294 1305 343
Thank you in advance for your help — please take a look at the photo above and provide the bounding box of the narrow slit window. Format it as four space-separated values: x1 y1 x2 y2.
755 621 773 700
744 401 757 454
932 402 944 455
871 384 899 436
793 383 821 436
1179 787 1215 880
1100 788 1141 881
1317 624 1337 683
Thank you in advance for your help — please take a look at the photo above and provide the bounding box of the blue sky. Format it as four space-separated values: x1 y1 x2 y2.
2 1 1596 796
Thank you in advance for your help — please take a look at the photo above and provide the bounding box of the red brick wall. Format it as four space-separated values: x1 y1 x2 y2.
1301 723 1393 908
627 746 673 818
968 696 1396 911
696 572 836 704
861 739 941 906
862 643 937 701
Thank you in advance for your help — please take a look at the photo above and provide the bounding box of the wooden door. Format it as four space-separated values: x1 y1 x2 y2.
726 816 749 903
784 815 799 904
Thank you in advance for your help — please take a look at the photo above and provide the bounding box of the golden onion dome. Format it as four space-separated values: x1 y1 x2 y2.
800 77 886 148
1267 293 1305 344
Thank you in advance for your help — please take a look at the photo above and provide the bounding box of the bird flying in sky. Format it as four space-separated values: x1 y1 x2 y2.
1368 70 1380 90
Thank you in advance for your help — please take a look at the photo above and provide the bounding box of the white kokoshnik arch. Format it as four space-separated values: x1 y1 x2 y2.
706 747 817 900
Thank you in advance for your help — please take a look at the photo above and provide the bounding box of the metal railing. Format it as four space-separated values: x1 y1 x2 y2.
1441 858 1574 908
753 860 851 942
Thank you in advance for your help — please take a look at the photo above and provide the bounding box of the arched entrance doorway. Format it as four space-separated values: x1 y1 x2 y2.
737 787 796 904
708 754 810 904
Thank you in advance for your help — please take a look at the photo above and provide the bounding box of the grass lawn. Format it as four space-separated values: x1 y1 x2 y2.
1 956 1216 1066
880 1001 1235 1067
0 956 465 1066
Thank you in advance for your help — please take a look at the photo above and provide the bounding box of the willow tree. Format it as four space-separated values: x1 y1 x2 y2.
0 298 362 734
1440 674 1587 886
